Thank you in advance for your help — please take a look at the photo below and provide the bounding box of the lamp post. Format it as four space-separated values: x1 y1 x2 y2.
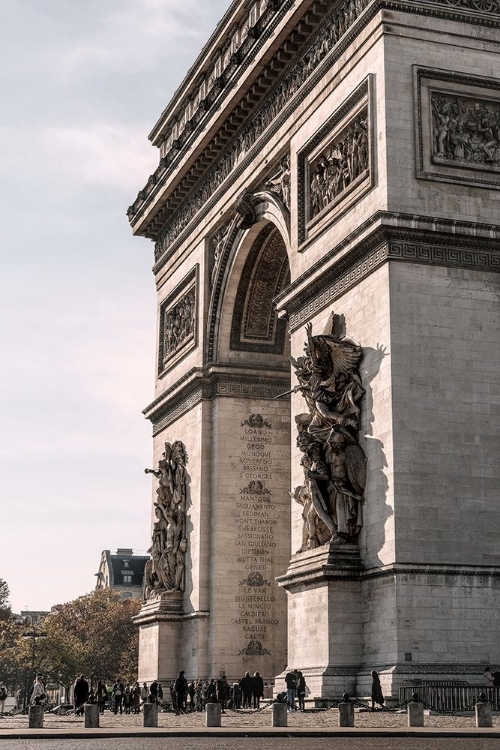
22 618 47 709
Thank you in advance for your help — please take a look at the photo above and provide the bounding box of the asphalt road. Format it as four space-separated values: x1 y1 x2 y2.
1 738 499 750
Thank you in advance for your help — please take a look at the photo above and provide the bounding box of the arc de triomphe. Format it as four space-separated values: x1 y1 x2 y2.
130 0 500 698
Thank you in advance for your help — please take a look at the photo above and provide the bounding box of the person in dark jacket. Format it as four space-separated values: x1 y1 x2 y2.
252 672 264 709
175 671 188 714
232 681 242 709
285 669 297 711
96 680 107 714
216 675 230 713
297 671 307 712
73 675 89 716
370 670 385 710
240 672 253 708
112 679 125 714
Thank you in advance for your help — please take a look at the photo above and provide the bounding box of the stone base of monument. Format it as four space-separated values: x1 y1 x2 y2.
272 703 287 727
134 591 211 684
277 543 363 698
28 705 44 728
206 702 221 727
143 702 158 727
84 704 99 728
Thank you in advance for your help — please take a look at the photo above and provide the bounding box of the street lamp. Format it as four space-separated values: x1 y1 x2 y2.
22 618 47 709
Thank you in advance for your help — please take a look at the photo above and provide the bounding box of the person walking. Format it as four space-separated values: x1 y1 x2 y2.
112 679 125 714
216 675 230 713
232 681 242 709
297 671 307 712
370 670 385 711
240 672 253 708
285 669 297 711
30 676 46 706
73 674 89 716
96 680 107 714
175 671 188 714
0 683 7 716
252 671 264 709
140 682 149 707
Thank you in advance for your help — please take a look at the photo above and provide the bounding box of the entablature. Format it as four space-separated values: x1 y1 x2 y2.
128 0 500 266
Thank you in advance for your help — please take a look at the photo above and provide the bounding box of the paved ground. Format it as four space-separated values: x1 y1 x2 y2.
0 738 499 750
1 708 499 749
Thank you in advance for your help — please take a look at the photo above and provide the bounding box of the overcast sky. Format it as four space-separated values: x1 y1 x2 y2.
0 0 229 614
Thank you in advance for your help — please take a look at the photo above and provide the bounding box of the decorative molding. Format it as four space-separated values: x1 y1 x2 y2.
128 0 500 269
158 266 198 375
285 222 500 331
415 66 500 189
298 77 374 246
150 372 290 437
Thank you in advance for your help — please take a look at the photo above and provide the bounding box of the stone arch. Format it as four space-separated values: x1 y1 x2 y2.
207 191 291 365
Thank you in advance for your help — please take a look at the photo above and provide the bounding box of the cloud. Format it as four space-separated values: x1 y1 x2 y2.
39 122 158 189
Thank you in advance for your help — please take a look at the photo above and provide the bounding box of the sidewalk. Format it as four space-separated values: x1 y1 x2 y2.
1 708 499 740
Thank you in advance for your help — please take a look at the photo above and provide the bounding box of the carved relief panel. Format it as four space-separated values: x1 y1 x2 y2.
298 76 374 247
158 267 198 375
415 67 500 189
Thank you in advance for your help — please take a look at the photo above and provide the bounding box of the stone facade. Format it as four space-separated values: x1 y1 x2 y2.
130 0 500 697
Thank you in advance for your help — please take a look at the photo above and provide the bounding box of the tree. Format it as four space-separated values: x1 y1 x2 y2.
0 579 12 622
41 589 141 685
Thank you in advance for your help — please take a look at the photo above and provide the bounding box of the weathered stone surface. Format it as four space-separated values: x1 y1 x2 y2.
84 704 99 729
143 702 158 728
272 703 288 727
28 705 44 729
338 701 354 728
408 701 424 728
206 703 221 728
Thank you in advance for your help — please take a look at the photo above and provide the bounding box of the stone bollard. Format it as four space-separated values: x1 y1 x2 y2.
475 694 492 728
84 703 99 728
28 704 44 728
408 693 424 727
272 702 288 727
338 693 354 727
143 702 158 728
206 702 222 727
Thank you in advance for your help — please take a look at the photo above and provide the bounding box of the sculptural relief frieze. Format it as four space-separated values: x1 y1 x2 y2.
309 109 369 221
143 441 188 599
265 154 291 211
431 91 500 170
279 314 366 549
158 268 197 375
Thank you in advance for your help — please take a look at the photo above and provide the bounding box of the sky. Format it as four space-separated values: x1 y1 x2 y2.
0 0 229 614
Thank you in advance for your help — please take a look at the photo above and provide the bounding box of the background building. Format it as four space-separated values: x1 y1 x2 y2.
95 548 148 600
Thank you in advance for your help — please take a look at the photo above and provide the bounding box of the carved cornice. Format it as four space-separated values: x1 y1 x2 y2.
279 214 500 330
147 370 290 437
128 0 500 263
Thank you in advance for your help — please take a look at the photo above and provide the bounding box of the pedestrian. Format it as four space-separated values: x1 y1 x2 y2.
132 682 141 714
285 668 297 711
15 688 22 711
205 678 217 704
240 671 253 708
140 682 149 706
112 679 125 714
484 666 494 687
158 682 164 707
297 671 306 711
232 681 242 709
30 675 46 706
73 674 89 716
371 670 385 711
195 680 203 711
188 681 195 711
0 683 7 716
96 680 107 714
216 675 230 713
252 671 264 709
149 679 158 704
175 670 188 714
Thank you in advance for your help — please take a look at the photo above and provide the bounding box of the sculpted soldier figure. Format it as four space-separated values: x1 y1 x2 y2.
143 440 188 599
281 315 366 547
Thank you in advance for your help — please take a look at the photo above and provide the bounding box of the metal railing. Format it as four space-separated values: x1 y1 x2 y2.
399 684 500 713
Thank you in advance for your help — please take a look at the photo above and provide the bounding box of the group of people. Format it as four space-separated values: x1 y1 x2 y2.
284 669 307 712
73 675 144 715
160 670 266 714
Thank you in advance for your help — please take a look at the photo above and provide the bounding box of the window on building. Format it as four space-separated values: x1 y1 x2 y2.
123 574 132 584
123 560 129 568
